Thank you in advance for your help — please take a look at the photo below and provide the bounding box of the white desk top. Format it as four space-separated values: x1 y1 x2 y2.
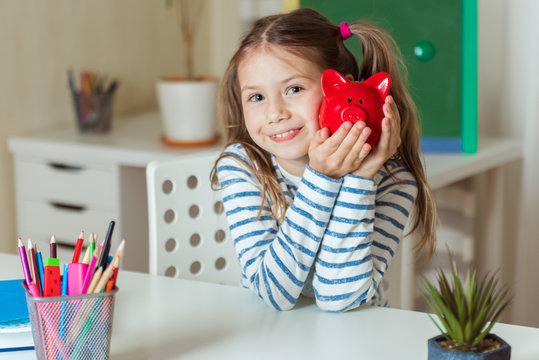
1 254 538 360
7 112 222 167
8 112 522 187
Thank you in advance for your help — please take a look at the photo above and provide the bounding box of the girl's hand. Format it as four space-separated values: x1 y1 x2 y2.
351 95 402 179
308 120 372 179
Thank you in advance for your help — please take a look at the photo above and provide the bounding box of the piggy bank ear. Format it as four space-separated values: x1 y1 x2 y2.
320 69 348 97
364 72 391 98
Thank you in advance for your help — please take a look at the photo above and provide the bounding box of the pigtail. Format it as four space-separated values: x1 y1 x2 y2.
349 21 438 258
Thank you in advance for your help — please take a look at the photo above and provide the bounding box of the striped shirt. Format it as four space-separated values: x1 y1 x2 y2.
216 143 417 312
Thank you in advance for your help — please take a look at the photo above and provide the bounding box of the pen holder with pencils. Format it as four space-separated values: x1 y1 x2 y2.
24 284 118 360
72 92 115 133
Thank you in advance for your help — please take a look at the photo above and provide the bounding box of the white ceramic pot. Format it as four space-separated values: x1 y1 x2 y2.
156 76 219 146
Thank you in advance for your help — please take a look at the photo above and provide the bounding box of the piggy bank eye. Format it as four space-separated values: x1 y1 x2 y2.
347 98 352 103
359 99 363 104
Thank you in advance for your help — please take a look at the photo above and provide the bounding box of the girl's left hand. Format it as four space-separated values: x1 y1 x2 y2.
351 95 402 179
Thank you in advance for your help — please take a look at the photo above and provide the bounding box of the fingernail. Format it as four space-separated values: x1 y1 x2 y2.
343 122 352 130
355 121 366 129
362 128 371 136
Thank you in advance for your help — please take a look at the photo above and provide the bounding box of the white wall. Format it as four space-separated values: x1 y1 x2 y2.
0 0 239 255
479 0 539 326
500 0 539 327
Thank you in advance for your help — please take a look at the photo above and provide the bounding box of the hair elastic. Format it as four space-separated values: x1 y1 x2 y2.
340 22 352 40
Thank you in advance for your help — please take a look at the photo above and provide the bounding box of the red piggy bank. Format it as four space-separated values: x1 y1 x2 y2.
319 69 391 148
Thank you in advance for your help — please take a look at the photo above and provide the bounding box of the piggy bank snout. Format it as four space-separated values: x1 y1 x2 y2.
341 106 366 123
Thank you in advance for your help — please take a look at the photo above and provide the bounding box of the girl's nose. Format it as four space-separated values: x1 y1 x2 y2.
267 98 291 124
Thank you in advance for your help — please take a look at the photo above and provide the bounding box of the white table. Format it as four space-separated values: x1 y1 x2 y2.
1 254 538 360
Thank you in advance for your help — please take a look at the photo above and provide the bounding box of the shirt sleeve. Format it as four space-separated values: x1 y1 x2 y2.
313 165 417 312
216 146 343 310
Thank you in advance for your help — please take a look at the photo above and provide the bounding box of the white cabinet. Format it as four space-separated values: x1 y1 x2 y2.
8 112 222 272
12 155 120 266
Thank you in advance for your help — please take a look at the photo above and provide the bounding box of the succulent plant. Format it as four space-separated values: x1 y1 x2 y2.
422 259 511 351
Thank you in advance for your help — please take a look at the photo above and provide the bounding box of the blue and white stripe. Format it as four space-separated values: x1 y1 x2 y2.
216 143 417 312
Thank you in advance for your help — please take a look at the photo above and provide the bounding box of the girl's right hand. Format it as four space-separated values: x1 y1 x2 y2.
308 121 372 179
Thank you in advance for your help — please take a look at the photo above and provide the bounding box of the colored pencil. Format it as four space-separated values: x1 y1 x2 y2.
94 257 118 293
81 243 90 264
27 239 42 297
35 244 45 292
113 240 125 266
81 254 98 294
89 232 96 259
50 235 57 259
72 230 84 263
105 268 118 292
17 237 32 286
86 267 103 294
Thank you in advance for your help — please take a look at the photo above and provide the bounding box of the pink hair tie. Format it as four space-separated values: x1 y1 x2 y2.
340 22 352 40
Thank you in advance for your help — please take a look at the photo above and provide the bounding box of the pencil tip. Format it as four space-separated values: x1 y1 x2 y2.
27 239 33 248
17 237 23 246
50 235 56 243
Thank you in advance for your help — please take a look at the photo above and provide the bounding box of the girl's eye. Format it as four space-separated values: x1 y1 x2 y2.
248 94 264 102
287 86 302 95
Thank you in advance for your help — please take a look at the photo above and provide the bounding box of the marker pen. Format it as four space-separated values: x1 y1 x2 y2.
67 262 88 296
97 221 115 270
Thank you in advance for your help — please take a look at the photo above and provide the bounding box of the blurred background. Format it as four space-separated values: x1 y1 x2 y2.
0 0 537 327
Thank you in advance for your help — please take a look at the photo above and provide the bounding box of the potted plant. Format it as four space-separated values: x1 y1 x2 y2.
157 0 219 146
422 257 512 359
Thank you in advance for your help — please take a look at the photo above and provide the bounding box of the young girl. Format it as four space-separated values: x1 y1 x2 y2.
211 8 437 312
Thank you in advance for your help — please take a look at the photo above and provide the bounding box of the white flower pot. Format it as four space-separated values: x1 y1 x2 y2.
156 76 219 146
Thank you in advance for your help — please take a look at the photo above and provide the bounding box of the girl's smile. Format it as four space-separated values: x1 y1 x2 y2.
238 45 324 176
269 127 302 142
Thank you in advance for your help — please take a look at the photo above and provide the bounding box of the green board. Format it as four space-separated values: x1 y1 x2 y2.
301 0 477 153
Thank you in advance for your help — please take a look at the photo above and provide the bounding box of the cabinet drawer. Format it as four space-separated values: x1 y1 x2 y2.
15 159 115 208
18 199 116 247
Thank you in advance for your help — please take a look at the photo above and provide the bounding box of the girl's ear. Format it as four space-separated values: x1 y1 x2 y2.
320 69 348 97
363 72 391 98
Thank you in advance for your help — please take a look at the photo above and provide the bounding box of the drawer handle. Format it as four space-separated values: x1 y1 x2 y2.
50 202 86 212
48 162 85 172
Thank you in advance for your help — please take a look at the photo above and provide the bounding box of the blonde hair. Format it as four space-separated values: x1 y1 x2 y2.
210 8 437 257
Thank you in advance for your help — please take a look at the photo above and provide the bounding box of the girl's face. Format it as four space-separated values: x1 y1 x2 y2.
237 46 324 176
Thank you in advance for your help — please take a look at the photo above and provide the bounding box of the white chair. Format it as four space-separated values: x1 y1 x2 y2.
146 150 241 286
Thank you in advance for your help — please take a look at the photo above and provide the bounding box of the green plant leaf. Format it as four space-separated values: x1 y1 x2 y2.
420 252 512 348
422 279 458 339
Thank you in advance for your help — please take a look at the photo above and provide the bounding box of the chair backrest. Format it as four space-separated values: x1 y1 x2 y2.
146 150 241 286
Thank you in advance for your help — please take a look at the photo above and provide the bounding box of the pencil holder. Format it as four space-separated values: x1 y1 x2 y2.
72 92 115 133
24 283 118 360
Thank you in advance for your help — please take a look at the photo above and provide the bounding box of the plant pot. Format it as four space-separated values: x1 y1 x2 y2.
156 76 219 146
427 334 511 360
